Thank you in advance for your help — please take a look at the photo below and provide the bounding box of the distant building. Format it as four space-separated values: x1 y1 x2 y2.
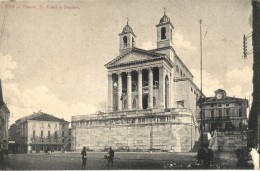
0 80 10 150
71 12 203 152
9 112 70 153
197 89 248 132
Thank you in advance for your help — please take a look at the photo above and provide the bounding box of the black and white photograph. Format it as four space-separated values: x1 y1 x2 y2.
0 0 259 169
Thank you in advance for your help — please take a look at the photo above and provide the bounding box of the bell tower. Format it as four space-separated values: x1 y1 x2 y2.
156 9 174 48
119 19 137 55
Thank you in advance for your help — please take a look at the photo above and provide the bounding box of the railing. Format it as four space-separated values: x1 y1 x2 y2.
72 108 193 122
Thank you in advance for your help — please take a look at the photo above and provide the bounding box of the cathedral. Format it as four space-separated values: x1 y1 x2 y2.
71 11 202 152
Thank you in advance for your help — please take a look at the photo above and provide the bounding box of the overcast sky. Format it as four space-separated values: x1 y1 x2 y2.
0 0 253 124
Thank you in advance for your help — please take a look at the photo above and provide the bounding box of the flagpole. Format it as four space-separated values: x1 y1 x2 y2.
199 19 203 148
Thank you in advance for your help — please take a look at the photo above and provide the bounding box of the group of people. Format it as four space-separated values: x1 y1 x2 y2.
80 147 115 169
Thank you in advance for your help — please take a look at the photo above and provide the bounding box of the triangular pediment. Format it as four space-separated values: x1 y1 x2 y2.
105 48 174 68
113 52 154 65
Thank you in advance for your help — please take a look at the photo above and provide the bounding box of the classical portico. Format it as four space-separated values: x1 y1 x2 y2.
106 60 173 112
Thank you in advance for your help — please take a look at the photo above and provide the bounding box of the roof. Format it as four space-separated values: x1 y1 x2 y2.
149 46 194 78
105 47 174 69
198 96 248 105
16 112 69 123
156 12 174 28
119 22 136 37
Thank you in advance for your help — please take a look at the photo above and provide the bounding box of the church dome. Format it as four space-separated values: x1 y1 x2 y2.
157 11 174 28
119 21 136 37
159 13 171 24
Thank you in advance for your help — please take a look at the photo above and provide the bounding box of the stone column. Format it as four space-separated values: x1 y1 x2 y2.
138 69 143 109
159 66 166 108
127 71 132 110
148 67 153 109
117 73 122 111
107 73 113 112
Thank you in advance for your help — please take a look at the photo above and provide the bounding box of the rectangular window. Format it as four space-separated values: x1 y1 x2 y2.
62 131 64 137
239 109 242 117
226 109 230 116
226 103 229 107
48 131 50 138
41 131 43 137
33 130 35 137
211 104 214 107
48 124 50 128
210 111 214 118
219 110 222 118
55 131 57 139
218 104 221 107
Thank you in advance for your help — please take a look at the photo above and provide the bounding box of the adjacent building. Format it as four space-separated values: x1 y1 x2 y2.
197 89 248 132
71 12 203 152
0 80 10 150
197 89 248 151
9 112 70 153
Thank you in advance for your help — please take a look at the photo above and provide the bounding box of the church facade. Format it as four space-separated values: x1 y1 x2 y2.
71 12 203 152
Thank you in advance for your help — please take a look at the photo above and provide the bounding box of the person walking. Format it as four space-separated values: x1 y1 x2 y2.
107 147 114 166
81 147 87 169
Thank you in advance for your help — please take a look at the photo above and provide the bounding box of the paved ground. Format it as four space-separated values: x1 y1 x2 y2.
4 152 238 170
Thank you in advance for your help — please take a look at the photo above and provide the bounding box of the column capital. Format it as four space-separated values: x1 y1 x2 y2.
108 72 113 77
148 67 153 72
116 72 122 77
158 65 165 69
126 70 132 76
137 68 142 74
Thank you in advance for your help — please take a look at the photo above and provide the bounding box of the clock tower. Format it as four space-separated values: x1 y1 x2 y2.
214 89 226 100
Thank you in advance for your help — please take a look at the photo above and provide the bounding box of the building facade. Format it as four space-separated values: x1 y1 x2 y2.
197 89 248 132
0 80 10 151
9 112 70 153
248 0 260 153
71 12 203 152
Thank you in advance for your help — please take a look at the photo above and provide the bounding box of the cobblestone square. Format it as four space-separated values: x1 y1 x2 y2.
4 152 240 170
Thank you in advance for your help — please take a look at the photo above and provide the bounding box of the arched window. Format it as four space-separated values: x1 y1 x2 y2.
123 36 127 47
161 27 166 40
133 99 136 108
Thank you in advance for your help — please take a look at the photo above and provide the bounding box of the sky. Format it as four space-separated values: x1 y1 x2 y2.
0 0 253 124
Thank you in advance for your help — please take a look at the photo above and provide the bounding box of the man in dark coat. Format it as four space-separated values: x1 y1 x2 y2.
81 147 87 169
107 147 115 166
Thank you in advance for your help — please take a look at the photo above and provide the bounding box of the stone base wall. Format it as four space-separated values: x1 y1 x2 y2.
216 131 247 151
71 109 200 152
72 123 198 152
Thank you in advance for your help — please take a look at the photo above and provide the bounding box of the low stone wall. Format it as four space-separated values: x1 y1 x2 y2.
216 131 247 151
